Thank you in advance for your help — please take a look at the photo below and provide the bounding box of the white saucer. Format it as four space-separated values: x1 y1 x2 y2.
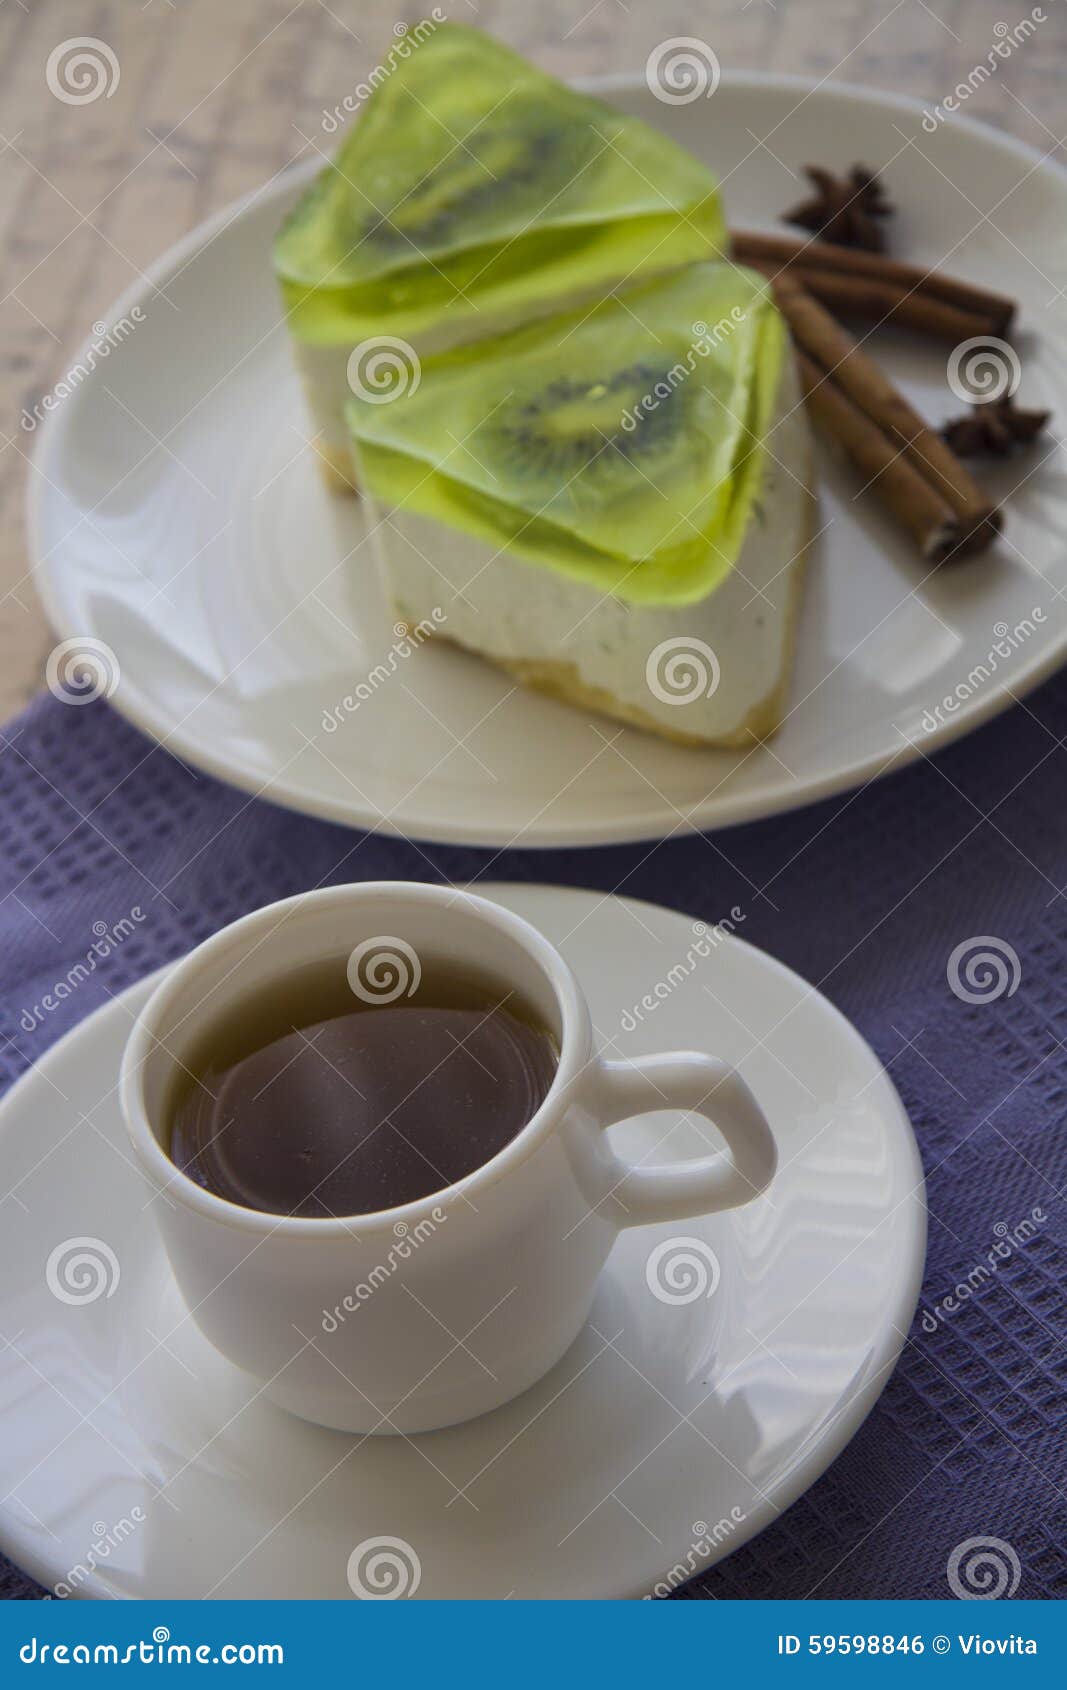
0 884 924 1600
28 75 1067 847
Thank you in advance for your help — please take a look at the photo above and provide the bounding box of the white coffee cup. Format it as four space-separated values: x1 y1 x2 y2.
121 882 777 1435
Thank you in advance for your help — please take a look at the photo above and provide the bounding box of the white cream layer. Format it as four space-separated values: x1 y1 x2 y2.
361 358 813 744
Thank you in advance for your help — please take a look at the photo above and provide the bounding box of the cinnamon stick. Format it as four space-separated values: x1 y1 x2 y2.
759 270 998 342
794 351 962 561
732 230 1016 341
774 280 1001 562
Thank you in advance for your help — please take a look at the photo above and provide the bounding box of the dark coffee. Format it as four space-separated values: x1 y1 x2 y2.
167 954 557 1218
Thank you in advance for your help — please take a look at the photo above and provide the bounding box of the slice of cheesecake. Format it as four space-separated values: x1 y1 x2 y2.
273 23 724 491
346 263 815 747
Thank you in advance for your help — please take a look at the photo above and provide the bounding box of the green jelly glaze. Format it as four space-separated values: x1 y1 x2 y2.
347 263 787 609
274 23 725 346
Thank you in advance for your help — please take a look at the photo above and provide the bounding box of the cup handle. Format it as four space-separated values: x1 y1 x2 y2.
589 1052 777 1227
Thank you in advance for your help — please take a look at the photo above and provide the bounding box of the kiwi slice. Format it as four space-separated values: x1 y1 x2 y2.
346 263 787 608
486 363 693 488
274 25 726 343
361 105 598 262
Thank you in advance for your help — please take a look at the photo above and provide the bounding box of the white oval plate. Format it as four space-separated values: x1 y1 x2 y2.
0 884 924 1600
29 75 1067 846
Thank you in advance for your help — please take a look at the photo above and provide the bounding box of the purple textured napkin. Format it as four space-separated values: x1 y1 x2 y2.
1 688 1065 1602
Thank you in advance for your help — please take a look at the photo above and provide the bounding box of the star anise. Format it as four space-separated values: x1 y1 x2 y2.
785 164 894 251
942 395 1051 458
